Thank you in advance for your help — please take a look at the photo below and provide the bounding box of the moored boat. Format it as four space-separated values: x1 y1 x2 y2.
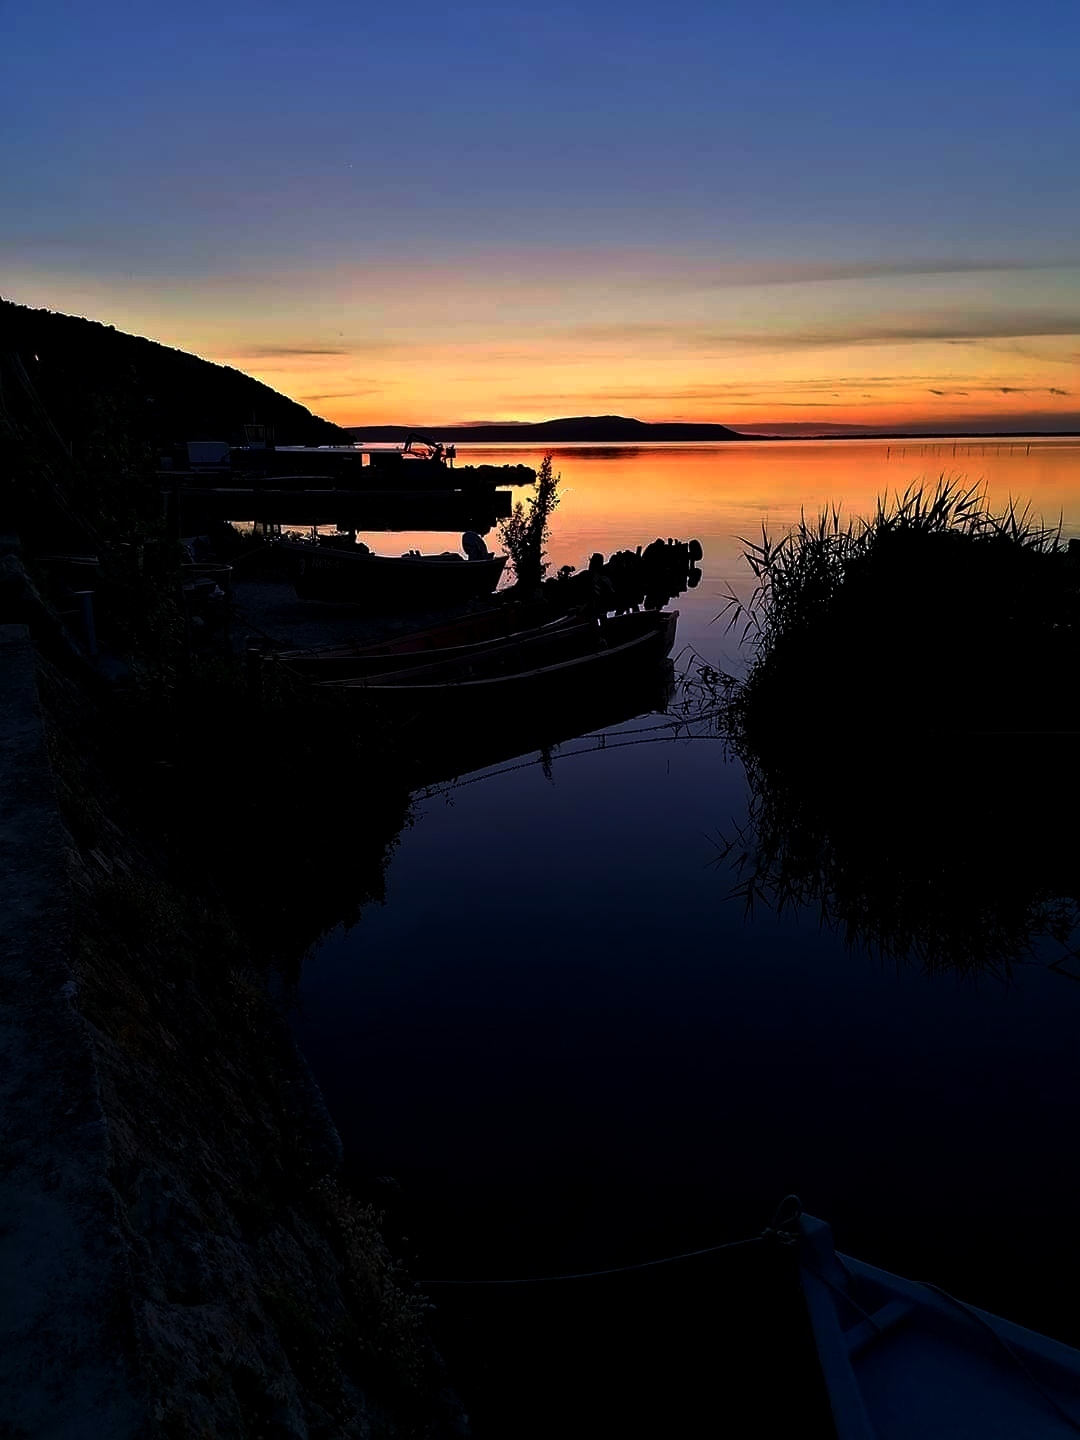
278 609 580 680
321 611 678 783
275 600 549 666
793 1205 1080 1438
321 610 678 782
273 537 507 607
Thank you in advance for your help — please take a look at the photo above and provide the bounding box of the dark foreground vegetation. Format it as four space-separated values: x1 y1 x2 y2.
712 481 1080 975
1 329 467 1433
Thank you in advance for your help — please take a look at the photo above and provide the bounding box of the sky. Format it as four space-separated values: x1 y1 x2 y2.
3 0 1080 434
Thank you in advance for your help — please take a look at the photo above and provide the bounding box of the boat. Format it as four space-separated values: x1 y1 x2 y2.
272 536 507 607
277 607 579 680
324 610 677 782
222 430 536 491
331 608 675 693
792 1203 1080 1437
321 610 678 780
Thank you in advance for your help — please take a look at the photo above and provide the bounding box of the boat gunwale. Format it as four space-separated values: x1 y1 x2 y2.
283 612 581 677
334 610 678 695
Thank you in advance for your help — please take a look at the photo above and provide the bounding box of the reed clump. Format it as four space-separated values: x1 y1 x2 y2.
712 479 1080 975
722 477 1078 744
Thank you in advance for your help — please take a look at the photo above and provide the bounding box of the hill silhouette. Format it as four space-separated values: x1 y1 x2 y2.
1 298 348 449
348 414 745 443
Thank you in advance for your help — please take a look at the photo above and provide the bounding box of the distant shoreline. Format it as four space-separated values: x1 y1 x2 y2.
348 418 1080 445
743 430 1080 441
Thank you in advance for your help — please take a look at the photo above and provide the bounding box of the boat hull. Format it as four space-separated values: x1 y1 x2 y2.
278 608 577 680
335 610 679 782
798 1213 1080 1439
273 540 507 607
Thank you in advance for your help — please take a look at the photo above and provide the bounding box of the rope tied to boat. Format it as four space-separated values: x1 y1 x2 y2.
417 1233 764 1287
418 1196 812 1286
760 1194 804 1246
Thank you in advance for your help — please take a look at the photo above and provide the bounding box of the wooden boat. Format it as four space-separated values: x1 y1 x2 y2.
324 612 677 784
275 601 568 679
333 608 674 690
796 1207 1080 1437
323 611 678 783
273 537 507 607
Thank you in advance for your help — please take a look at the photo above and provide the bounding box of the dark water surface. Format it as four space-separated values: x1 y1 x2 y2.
291 441 1080 1431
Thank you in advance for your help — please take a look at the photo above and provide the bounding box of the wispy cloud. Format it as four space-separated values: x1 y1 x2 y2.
677 257 1073 290
232 345 354 357
299 389 383 400
558 313 1080 354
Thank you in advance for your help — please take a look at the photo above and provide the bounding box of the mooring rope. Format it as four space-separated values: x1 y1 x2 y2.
419 710 727 798
417 1233 763 1286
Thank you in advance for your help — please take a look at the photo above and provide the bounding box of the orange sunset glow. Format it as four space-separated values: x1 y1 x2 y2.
6 253 1079 434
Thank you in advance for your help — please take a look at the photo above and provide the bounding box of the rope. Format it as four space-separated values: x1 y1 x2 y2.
419 711 726 797
418 1234 763 1286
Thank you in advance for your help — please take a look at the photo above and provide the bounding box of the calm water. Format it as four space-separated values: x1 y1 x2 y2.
292 440 1080 1421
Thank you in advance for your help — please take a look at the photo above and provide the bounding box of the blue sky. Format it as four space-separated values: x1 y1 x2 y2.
4 0 1079 428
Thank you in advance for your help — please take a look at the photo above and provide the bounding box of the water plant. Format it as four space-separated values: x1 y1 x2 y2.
709 478 1080 975
497 452 561 590
720 476 1076 742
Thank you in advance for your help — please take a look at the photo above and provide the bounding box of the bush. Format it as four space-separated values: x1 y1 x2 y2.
498 453 561 590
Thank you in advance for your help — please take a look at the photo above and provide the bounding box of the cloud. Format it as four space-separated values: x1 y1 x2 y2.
547 255 1080 296
1050 387 1070 395
299 389 382 400
684 258 1072 290
557 313 1080 355
234 345 354 357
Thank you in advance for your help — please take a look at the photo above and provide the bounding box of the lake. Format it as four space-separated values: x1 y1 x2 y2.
290 439 1080 1432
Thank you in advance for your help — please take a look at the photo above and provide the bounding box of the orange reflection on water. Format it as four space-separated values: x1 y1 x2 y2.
451 437 1080 579
316 438 1080 614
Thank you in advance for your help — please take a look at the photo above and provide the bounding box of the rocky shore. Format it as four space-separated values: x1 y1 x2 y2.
0 622 467 1438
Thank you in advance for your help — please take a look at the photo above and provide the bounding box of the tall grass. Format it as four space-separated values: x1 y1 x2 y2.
708 477 1080 975
721 476 1064 663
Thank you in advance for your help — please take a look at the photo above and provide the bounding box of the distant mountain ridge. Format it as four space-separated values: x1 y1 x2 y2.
1 299 349 447
347 414 746 443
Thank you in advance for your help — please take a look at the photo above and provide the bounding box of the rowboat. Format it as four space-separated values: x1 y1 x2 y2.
275 601 568 679
281 614 580 680
273 538 507 607
794 1205 1080 1438
331 609 676 696
327 609 679 782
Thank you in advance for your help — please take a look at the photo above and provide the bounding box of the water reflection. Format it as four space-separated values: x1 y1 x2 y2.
696 481 1080 978
405 653 678 789
714 733 1080 977
288 442 1080 1433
